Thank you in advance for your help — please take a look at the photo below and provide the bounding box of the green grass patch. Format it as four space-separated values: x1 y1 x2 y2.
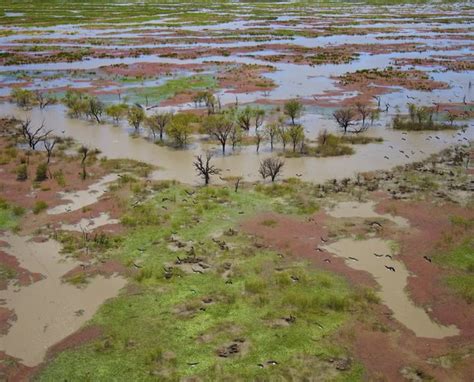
38 182 370 380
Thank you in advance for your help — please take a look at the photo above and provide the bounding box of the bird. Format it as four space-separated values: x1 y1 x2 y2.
385 254 392 259
315 247 324 252
320 236 328 243
323 258 331 263
374 253 384 257
385 265 396 272
423 256 432 263
389 145 394 149
401 137 406 141
384 156 389 160
296 173 302 177
348 256 358 261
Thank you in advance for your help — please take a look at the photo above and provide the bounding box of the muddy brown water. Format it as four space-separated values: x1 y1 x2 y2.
2 103 471 185
327 201 410 228
59 212 119 232
324 237 459 339
47 173 118 215
0 233 126 366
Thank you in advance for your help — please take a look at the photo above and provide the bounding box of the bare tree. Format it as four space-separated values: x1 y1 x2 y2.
255 130 264 153
78 146 90 180
356 102 370 127
44 138 57 165
20 119 52 150
259 157 285 182
35 91 55 110
193 152 221 185
333 108 356 134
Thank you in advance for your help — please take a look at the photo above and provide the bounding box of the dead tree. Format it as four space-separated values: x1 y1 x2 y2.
44 138 57 164
78 146 90 180
20 119 52 150
259 157 285 182
193 152 221 185
35 91 55 110
333 109 356 134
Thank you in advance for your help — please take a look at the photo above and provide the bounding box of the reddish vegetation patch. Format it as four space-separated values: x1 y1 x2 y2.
62 259 129 282
46 325 103 357
240 211 376 287
241 197 474 380
0 249 43 290
393 56 474 72
0 307 16 335
337 68 449 92
0 352 38 382
99 62 205 77
375 200 474 335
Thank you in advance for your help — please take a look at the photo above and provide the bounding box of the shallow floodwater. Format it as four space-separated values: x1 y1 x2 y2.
324 237 459 339
0 233 126 366
2 103 471 185
47 173 118 215
327 201 410 228
60 212 119 232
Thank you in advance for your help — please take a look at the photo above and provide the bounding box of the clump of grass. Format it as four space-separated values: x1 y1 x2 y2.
0 198 24 229
0 264 17 281
33 200 48 214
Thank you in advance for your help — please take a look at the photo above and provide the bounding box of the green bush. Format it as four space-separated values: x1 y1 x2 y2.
35 162 48 182
33 200 48 214
16 164 28 181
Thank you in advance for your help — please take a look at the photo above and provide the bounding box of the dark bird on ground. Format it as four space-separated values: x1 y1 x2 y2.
348 256 358 261
389 145 394 149
374 253 384 257
385 265 396 272
296 173 302 177
315 247 324 252
324 258 331 263
401 137 406 141
385 254 392 259
320 236 328 243
384 156 389 160
423 255 432 263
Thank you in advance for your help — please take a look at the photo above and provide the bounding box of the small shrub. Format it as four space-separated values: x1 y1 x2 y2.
16 164 28 181
35 162 48 182
33 200 48 214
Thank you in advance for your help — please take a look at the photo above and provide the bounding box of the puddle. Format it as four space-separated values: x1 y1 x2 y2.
47 173 118 215
60 212 119 232
327 201 410 228
324 237 459 339
0 232 126 366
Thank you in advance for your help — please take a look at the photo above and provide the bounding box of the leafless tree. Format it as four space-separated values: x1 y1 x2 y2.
255 131 264 153
259 157 285 182
20 119 52 150
35 91 55 110
356 102 370 127
44 138 57 164
193 152 221 185
78 146 90 180
333 108 356 134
